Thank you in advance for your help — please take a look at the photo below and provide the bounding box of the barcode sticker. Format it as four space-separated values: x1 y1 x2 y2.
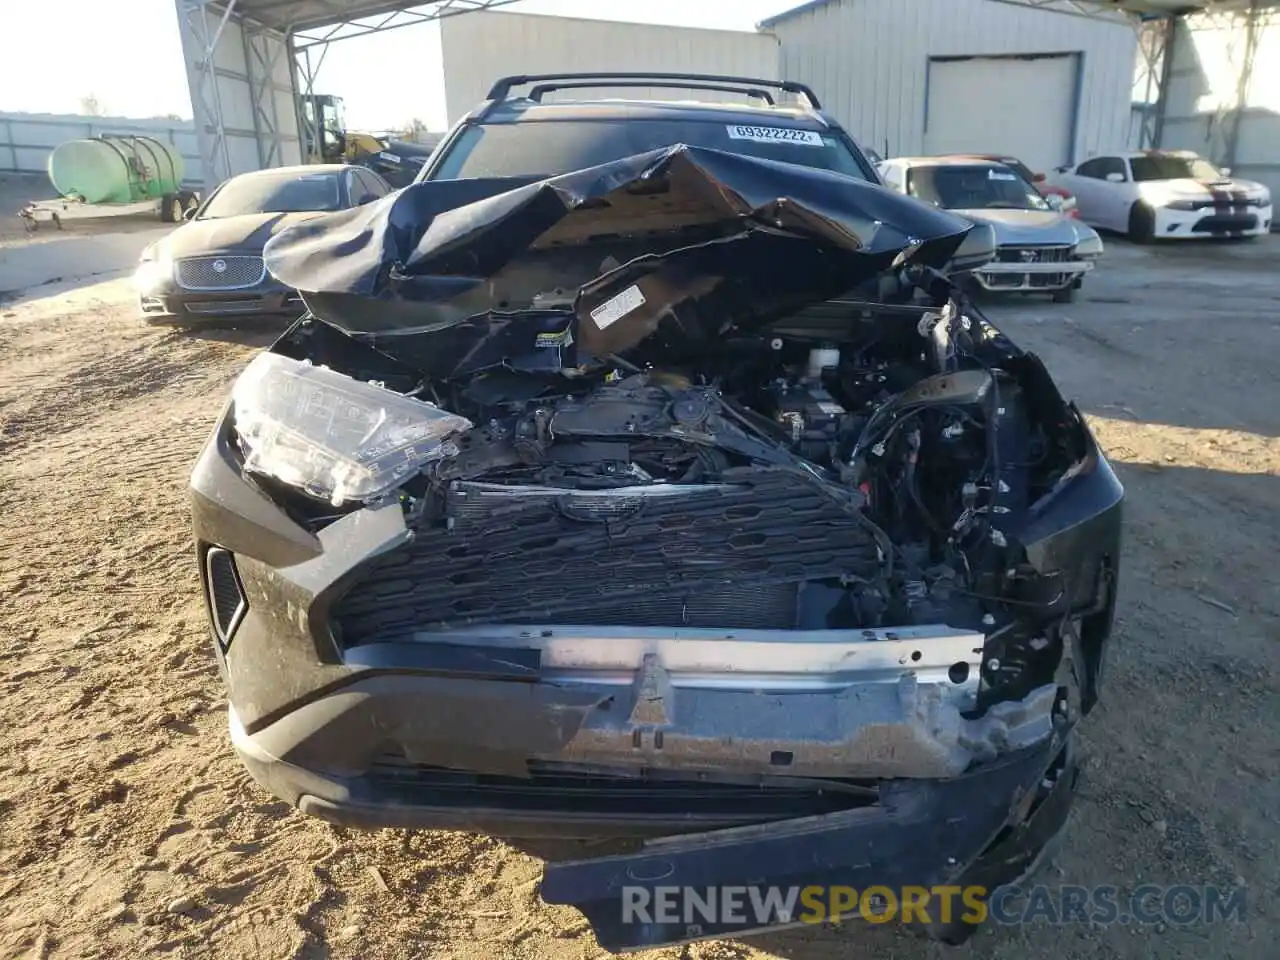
726 125 824 146
590 284 646 330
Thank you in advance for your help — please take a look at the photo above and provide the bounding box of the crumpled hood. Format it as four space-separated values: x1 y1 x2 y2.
264 144 974 379
160 211 324 259
952 208 1086 246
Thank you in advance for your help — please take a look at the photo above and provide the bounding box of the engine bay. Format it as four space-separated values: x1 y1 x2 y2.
272 278 1088 671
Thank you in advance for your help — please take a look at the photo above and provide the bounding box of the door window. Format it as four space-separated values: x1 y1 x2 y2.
1077 157 1126 181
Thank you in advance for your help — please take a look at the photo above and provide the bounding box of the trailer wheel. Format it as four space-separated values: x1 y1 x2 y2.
181 191 200 216
161 194 184 223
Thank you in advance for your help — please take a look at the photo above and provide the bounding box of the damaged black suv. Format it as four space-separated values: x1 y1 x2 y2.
189 74 1122 951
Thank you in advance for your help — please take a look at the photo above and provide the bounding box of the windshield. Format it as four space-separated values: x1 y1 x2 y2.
430 119 873 181
200 172 341 218
1129 154 1222 182
907 164 1049 211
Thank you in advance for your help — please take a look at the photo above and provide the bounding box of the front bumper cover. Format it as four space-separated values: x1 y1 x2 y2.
230 698 1076 951
541 737 1076 951
140 282 305 319
1152 202 1273 238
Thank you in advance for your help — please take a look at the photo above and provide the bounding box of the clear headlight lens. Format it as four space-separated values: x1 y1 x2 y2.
134 254 172 293
231 353 472 506
1073 231 1104 259
1166 198 1208 211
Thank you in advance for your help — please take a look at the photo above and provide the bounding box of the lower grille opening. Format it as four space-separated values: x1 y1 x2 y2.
366 753 877 819
186 299 268 315
1029 272 1069 288
205 547 246 646
987 273 1026 288
1193 214 1258 232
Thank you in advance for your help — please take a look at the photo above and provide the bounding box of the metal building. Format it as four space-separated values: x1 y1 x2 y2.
1156 5 1280 198
439 11 779 123
174 0 517 191
172 0 1277 201
761 0 1137 172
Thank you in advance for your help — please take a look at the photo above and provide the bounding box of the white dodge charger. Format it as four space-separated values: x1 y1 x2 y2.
1046 150 1272 242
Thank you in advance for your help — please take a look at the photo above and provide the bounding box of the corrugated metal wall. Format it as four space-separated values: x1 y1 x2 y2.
175 2 301 191
440 11 780 123
0 112 203 186
768 0 1136 163
1160 9 1280 202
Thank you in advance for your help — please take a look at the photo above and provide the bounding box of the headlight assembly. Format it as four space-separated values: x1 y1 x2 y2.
231 353 473 506
1166 198 1209 211
134 253 173 293
1073 232 1104 259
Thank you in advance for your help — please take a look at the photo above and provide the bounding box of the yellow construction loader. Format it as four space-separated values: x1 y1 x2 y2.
300 94 431 187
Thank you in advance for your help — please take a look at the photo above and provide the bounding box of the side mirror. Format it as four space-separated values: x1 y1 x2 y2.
1219 166 1232 176
1105 172 1126 183
1045 194 1064 211
1033 172 1046 183
183 206 198 221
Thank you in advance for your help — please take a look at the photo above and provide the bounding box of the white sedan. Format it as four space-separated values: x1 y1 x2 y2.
1045 150 1272 241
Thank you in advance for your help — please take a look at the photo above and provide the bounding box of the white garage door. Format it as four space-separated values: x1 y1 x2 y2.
924 55 1077 173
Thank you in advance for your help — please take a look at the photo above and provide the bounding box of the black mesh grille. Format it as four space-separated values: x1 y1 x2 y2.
332 468 881 644
205 548 245 643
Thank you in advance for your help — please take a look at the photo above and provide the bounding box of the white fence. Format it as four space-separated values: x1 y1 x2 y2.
0 111 202 188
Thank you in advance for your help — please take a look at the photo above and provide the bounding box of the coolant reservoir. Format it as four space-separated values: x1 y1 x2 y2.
807 346 840 381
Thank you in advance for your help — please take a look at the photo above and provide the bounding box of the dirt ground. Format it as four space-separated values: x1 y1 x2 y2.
0 227 1276 960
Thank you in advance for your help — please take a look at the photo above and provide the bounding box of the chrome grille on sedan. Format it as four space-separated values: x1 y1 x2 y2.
176 255 265 291
995 245 1073 264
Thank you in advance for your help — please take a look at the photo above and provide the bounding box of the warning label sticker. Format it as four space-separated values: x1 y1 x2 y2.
589 284 646 330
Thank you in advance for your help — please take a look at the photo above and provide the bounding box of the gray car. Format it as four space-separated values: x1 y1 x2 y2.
878 156 1103 302
135 164 391 321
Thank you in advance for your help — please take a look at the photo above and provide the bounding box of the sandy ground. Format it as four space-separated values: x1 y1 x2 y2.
0 229 1276 960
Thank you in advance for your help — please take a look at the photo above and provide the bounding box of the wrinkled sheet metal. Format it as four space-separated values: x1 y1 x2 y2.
263 145 973 379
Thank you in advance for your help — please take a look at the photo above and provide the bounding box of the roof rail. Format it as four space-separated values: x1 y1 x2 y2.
527 80 776 105
486 73 822 109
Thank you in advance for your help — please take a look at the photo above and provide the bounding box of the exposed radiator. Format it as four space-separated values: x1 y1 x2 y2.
332 468 880 644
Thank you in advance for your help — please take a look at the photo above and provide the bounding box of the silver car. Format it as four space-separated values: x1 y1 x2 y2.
877 156 1103 302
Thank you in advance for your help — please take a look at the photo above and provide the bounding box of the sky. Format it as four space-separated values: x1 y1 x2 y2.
0 0 799 130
